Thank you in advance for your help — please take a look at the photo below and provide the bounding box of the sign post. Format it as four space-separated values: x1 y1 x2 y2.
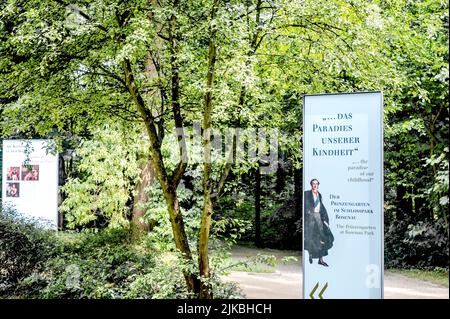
303 92 383 299
2 140 59 229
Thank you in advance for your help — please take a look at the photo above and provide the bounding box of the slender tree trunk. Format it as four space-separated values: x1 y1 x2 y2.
58 154 66 230
121 0 202 294
294 167 302 217
276 160 286 194
199 193 213 298
255 166 261 247
123 57 198 293
198 0 220 299
163 184 200 292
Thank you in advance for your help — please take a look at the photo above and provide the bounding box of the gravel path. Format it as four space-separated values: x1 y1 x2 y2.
222 246 449 299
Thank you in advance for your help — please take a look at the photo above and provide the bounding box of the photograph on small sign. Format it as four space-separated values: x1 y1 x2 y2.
7 166 20 181
21 165 39 181
6 182 20 197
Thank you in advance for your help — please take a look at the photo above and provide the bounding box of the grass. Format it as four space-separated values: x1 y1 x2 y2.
222 255 298 273
387 268 449 287
219 253 278 273
226 262 276 273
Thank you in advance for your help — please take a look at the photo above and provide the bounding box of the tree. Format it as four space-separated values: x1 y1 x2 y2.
380 0 449 230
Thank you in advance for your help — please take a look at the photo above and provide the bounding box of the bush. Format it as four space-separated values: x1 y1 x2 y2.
0 205 58 295
264 197 301 250
124 263 188 299
385 218 449 269
0 207 241 299
37 242 158 299
19 228 163 299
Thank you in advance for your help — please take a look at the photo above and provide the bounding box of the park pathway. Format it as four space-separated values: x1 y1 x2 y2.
222 246 449 299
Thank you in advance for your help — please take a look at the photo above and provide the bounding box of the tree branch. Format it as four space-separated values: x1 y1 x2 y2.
210 128 237 201
234 6 277 21
157 31 170 41
66 4 108 32
85 69 127 88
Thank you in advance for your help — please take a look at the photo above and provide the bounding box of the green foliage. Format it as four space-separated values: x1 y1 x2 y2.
60 122 145 229
215 171 299 249
212 217 253 245
34 230 160 299
0 205 58 292
209 274 244 299
385 219 449 269
281 256 298 263
425 147 449 218
0 208 240 298
141 164 253 253
264 196 301 250
382 0 449 231
141 179 198 251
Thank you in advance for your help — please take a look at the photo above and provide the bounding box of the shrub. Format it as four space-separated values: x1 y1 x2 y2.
0 205 58 296
0 209 240 299
37 243 157 299
124 262 188 299
215 188 301 249
385 218 449 269
21 228 160 299
263 197 301 250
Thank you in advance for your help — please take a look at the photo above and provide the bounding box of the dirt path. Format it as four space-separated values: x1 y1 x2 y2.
222 246 449 299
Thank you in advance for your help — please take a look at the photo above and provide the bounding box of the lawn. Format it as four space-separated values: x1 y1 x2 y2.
387 268 449 287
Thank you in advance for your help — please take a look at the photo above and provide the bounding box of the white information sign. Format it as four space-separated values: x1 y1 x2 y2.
303 92 383 299
2 139 59 229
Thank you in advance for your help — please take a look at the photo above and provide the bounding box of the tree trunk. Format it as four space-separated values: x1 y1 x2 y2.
199 194 213 299
198 0 220 299
123 58 199 293
294 167 302 217
131 159 155 237
276 160 285 193
163 185 200 292
294 167 303 249
255 166 262 247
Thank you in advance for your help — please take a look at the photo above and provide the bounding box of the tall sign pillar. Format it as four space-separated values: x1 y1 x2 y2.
303 92 383 299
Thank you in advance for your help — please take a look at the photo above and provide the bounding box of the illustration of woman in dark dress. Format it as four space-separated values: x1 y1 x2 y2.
304 179 334 267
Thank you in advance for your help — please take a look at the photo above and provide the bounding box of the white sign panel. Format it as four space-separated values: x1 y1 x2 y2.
2 140 59 229
303 92 383 299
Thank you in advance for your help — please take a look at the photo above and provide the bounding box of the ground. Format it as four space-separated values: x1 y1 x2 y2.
222 245 449 299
